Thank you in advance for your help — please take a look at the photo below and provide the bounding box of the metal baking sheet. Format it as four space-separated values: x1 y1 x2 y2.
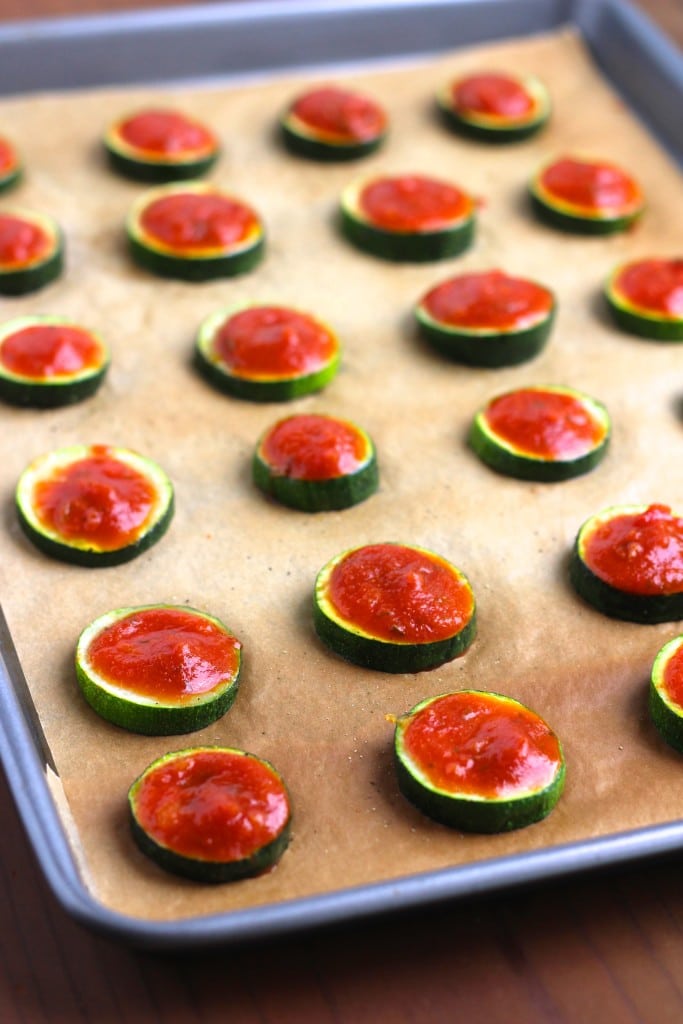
0 0 682 949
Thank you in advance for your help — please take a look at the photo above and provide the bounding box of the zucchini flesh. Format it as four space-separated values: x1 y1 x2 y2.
314 542 476 673
105 107 220 182
0 208 63 295
650 636 683 753
529 156 644 235
394 690 565 833
129 746 292 882
16 443 174 567
605 258 683 341
280 84 387 161
437 71 550 142
76 605 242 735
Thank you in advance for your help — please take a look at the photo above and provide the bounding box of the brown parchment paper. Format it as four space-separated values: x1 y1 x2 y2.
1 27 682 924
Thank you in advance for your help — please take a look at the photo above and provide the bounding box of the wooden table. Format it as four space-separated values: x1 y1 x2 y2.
1 2 681 1021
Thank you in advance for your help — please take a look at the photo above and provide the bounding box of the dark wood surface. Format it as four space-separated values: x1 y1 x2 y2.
1 2 682 1021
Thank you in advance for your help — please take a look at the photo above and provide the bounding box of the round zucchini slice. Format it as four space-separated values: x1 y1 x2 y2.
0 135 22 193
280 83 388 161
195 303 341 402
605 257 683 341
314 542 476 673
104 106 220 182
16 443 174 567
75 605 241 735
469 385 610 482
340 173 476 262
529 155 644 234
0 315 109 407
650 635 683 754
394 690 565 833
0 207 63 295
129 746 292 883
437 70 550 142
570 503 683 623
253 412 378 511
415 269 555 366
127 182 264 281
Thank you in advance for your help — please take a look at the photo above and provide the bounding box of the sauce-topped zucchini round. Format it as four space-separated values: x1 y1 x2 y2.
105 106 220 181
16 443 174 567
570 503 683 623
605 257 683 341
129 746 292 883
76 605 241 735
394 690 565 832
437 71 550 142
650 635 683 754
0 314 109 407
0 207 63 294
469 385 610 482
314 542 476 673
127 182 264 281
530 155 644 234
415 269 555 365
281 84 388 161
0 135 21 192
341 173 476 262
195 303 341 401
253 412 378 511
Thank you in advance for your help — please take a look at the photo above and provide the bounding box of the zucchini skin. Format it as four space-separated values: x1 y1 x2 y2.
436 74 550 144
649 637 683 753
0 166 21 193
128 232 264 282
194 347 338 402
105 145 219 184
0 243 63 296
0 365 107 408
416 306 554 367
569 546 683 624
529 190 641 235
280 120 384 162
253 449 378 511
340 206 475 263
605 300 683 342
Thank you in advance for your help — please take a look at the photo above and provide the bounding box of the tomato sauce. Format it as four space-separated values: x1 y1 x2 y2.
0 323 103 380
613 258 683 317
484 388 606 459
327 543 474 643
402 691 562 798
0 213 51 269
117 108 216 157
582 504 683 596
0 137 18 174
422 270 553 331
662 643 683 709
140 191 259 253
261 414 368 480
538 156 642 214
88 607 240 701
291 85 386 142
133 749 290 862
358 175 473 232
34 446 158 550
452 72 534 119
214 306 338 379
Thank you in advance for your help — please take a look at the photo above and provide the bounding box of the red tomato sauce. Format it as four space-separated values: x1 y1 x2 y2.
0 137 18 173
140 191 259 253
117 108 216 156
402 691 562 799
0 323 103 380
662 643 683 708
327 543 474 643
0 213 51 269
134 749 290 862
613 258 683 317
539 156 642 214
88 608 240 701
358 175 473 232
214 306 338 379
291 85 386 142
582 504 683 596
261 414 368 480
422 270 552 330
452 72 534 119
484 388 606 459
34 447 158 550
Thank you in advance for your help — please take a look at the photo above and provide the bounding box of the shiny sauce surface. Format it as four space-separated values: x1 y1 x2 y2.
422 270 552 330
662 644 683 708
1 323 103 380
291 86 386 142
359 175 472 232
583 504 683 596
484 388 606 459
140 192 259 253
539 157 642 214
261 414 368 480
0 213 51 268
453 72 534 118
614 258 683 317
118 108 216 156
214 306 337 379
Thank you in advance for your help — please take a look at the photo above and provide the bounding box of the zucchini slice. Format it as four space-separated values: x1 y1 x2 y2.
529 155 644 234
129 746 292 883
314 542 476 673
394 690 565 833
340 173 476 262
104 107 220 182
469 385 610 482
0 315 109 407
605 257 683 341
437 71 550 142
253 412 378 511
127 182 264 281
76 605 241 735
195 303 341 402
0 135 22 193
280 84 388 161
16 443 174 567
0 207 63 295
415 269 555 366
650 635 683 754
570 503 683 623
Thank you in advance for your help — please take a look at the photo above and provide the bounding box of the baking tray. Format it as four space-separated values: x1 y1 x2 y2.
0 0 682 949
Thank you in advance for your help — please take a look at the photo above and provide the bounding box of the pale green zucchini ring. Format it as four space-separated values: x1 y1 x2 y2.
0 207 63 295
529 155 645 235
650 636 683 754
605 258 683 341
436 71 550 143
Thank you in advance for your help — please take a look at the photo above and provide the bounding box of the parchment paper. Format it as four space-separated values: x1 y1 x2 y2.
1 27 682 924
